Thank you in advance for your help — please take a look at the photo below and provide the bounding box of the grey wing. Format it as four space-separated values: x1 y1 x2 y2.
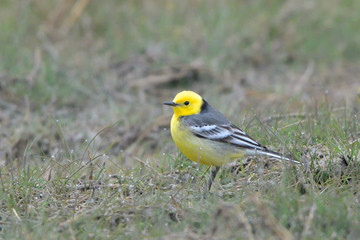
180 100 301 164
189 123 302 164
183 109 301 163
182 101 267 150
189 123 267 151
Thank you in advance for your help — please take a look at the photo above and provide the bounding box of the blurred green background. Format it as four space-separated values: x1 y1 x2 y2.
1 0 359 167
1 1 360 239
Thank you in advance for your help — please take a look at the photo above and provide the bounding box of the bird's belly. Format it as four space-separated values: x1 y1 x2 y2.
171 120 244 166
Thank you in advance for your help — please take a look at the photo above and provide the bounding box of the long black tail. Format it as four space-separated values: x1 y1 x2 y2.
247 148 302 165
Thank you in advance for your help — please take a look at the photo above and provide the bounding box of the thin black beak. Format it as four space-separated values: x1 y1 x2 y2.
163 101 178 106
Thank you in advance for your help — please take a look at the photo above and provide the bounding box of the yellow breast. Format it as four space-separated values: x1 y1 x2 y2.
170 115 244 166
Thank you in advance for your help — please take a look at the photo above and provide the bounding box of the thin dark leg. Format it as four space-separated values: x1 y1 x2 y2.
208 166 220 191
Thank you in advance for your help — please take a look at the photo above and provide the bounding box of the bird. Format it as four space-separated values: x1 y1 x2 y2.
164 90 301 191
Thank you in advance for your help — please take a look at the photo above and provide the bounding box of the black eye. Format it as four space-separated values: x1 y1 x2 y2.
184 101 189 105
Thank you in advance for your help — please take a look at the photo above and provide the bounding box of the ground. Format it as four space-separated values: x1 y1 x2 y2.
1 0 360 239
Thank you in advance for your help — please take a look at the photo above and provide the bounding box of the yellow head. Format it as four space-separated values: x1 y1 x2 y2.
164 91 203 117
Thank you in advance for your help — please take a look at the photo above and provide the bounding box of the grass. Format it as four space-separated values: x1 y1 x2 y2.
2 105 360 239
1 0 360 239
